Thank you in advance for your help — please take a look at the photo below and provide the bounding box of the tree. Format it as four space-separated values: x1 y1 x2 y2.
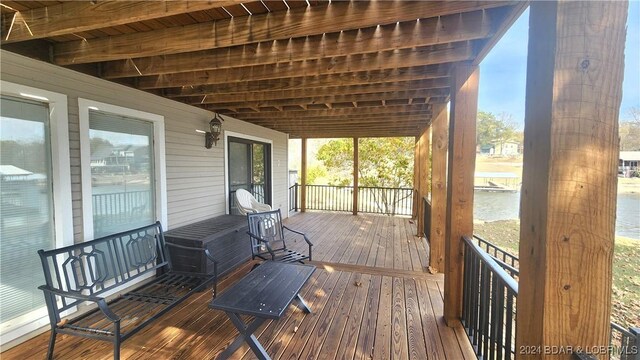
620 107 640 151
476 111 519 150
316 137 414 214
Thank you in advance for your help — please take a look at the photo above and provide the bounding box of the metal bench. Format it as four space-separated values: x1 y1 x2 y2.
37 221 217 360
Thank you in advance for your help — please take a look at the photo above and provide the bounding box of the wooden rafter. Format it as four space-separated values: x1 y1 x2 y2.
198 89 449 108
220 104 431 119
52 0 514 65
136 43 473 89
169 80 450 102
101 8 505 79
159 68 451 96
1 1 246 43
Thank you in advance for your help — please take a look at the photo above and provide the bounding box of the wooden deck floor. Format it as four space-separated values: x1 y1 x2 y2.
2 213 474 360
285 212 430 273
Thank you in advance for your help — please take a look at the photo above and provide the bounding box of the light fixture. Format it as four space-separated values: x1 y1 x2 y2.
205 114 224 149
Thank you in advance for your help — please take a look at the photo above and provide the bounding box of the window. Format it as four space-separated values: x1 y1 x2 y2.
79 99 166 241
0 81 72 344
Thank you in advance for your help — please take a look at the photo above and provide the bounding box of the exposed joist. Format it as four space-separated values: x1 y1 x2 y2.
53 0 513 65
244 114 432 126
160 67 451 96
1 1 246 43
102 8 503 79
169 80 450 102
289 129 422 139
221 104 431 119
199 89 449 109
137 43 473 89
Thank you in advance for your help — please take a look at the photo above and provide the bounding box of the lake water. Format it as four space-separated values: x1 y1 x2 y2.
474 191 640 240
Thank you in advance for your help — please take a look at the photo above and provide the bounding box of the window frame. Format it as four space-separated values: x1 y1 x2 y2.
78 99 167 241
0 80 73 344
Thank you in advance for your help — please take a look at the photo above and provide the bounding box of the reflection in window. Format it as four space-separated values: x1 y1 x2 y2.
0 96 54 323
89 110 155 238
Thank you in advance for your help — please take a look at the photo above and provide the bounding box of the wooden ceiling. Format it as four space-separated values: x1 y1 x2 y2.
1 1 526 138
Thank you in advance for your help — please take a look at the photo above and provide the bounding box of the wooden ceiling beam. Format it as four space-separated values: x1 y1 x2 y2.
137 42 473 89
169 80 449 102
198 89 449 108
102 8 505 79
239 118 431 130
53 0 513 65
159 66 451 96
288 130 422 139
225 104 431 119
1 1 246 43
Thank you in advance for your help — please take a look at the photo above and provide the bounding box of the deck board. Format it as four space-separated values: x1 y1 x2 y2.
2 213 474 360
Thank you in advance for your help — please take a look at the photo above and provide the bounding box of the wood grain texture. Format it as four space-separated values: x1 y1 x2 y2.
163 66 451 97
444 63 478 325
136 43 473 89
416 125 431 236
52 1 512 65
516 1 626 358
1 1 245 43
168 79 450 102
429 104 449 273
101 8 501 79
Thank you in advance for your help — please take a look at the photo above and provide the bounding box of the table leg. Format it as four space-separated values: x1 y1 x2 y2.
216 312 269 360
296 294 312 313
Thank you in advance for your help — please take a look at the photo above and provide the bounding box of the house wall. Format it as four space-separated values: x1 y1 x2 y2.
0 50 289 241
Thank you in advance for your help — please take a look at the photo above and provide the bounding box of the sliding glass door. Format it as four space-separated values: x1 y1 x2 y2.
228 136 271 214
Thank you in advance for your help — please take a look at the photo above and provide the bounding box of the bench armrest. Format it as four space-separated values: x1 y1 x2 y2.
283 226 313 246
38 285 120 322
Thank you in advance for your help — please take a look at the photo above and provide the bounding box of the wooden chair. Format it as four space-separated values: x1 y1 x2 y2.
246 209 313 264
234 188 272 215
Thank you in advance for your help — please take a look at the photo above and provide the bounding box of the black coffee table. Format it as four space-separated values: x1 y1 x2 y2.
209 261 316 360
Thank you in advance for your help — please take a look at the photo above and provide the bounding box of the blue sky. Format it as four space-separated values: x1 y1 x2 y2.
478 2 640 128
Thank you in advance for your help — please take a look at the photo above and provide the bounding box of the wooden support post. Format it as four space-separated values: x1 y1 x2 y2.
353 137 359 215
416 126 431 237
413 136 420 219
515 1 627 357
301 138 307 212
444 63 478 325
430 104 448 273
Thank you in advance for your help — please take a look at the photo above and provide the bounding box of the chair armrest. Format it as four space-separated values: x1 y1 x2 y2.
38 285 120 322
252 202 272 212
283 226 313 246
246 231 276 258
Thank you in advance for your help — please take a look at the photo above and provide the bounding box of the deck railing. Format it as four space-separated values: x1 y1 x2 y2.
610 323 639 360
465 236 639 360
294 184 413 216
289 183 299 212
462 235 518 360
92 190 152 218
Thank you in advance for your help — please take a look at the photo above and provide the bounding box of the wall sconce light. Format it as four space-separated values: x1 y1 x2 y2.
205 114 224 149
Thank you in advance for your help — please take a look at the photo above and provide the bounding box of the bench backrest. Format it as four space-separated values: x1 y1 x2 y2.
38 222 170 311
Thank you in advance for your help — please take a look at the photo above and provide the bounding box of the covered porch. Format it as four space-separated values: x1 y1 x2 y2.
0 0 633 358
1 213 475 360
